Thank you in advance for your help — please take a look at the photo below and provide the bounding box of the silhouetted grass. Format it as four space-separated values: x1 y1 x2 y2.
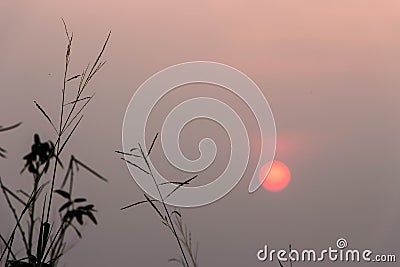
119 134 200 267
118 135 292 267
0 123 21 158
0 20 109 267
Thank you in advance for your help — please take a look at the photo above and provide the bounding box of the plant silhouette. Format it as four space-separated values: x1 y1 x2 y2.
22 134 56 175
0 123 21 158
0 20 109 267
119 134 199 267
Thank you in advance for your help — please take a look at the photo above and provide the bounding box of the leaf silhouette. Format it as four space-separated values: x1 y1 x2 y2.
0 122 21 132
73 198 87 203
86 211 97 225
58 201 73 212
54 189 70 199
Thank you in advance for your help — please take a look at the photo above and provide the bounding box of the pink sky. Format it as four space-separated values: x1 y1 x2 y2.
1 1 400 266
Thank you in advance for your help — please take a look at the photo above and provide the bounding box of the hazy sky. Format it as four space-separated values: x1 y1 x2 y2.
1 1 400 266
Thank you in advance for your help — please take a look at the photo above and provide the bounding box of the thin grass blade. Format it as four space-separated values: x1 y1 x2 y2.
73 157 108 182
115 150 141 157
0 122 21 132
165 175 198 199
34 101 58 134
143 194 164 220
120 199 159 210
66 74 81 82
121 158 149 175
146 132 159 157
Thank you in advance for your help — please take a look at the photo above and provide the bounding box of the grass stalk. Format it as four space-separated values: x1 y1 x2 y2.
137 143 191 267
1 20 109 267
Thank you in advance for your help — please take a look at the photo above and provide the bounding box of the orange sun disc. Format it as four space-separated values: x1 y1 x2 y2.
259 161 291 192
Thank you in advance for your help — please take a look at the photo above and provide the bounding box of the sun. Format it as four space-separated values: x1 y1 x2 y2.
259 161 291 192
